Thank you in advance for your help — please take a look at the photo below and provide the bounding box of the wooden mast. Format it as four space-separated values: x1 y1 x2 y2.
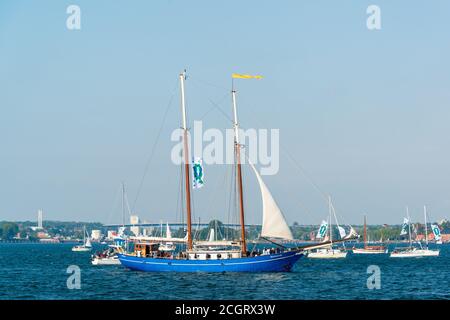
232 89 247 255
179 71 193 250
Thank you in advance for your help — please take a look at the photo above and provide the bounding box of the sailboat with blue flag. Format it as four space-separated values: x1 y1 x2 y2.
117 71 303 272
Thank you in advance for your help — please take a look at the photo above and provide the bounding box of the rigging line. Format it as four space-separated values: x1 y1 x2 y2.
124 184 133 217
204 164 231 229
199 93 232 121
293 198 316 222
132 81 178 212
327 195 351 228
175 162 182 233
237 113 330 205
227 162 236 240
205 96 234 124
105 183 122 225
329 199 346 248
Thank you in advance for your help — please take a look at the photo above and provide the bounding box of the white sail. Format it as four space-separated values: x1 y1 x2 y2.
338 226 346 239
166 223 172 239
344 226 358 239
208 228 215 242
249 163 293 240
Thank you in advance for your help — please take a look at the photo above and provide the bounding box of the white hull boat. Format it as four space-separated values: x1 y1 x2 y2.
352 247 387 254
390 248 439 258
390 206 440 258
72 246 91 252
307 197 354 259
91 256 121 265
308 248 347 259
352 215 387 254
91 244 125 265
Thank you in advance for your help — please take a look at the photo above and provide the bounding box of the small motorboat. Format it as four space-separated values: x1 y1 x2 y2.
91 245 123 265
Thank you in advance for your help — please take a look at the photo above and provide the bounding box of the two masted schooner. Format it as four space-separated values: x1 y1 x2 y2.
117 71 304 272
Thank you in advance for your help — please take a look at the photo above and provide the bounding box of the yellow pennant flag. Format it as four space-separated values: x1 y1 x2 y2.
232 73 263 79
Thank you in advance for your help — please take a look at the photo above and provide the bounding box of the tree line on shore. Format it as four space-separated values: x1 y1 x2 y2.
1 219 448 241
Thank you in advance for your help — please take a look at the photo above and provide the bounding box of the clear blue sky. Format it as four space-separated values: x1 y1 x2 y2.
1 1 449 225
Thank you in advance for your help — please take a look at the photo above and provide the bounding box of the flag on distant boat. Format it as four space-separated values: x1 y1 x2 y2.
316 220 328 239
431 224 441 241
344 226 359 239
338 226 346 239
192 157 204 189
411 223 417 235
400 217 409 235
232 73 263 79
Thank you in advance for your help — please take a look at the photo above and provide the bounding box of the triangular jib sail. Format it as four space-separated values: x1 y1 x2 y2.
249 163 293 240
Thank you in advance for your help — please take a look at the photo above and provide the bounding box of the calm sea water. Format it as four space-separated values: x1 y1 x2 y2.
0 243 448 300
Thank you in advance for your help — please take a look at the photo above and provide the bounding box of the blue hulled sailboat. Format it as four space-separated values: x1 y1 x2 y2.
118 71 303 272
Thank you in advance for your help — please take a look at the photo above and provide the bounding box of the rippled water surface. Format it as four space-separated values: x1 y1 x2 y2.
0 243 448 299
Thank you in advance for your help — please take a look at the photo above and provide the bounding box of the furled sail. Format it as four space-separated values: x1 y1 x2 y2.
249 163 293 240
208 228 215 242
166 223 172 239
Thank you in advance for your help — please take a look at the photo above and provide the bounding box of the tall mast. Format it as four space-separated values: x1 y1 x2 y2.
121 182 125 228
232 89 247 255
363 215 367 248
424 205 429 249
406 206 412 247
180 71 193 250
328 195 333 246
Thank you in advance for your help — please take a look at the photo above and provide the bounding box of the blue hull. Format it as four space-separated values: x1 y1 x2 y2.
118 251 303 272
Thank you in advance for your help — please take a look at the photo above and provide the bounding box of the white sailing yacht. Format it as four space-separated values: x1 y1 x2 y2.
72 226 92 252
390 206 440 258
308 196 348 259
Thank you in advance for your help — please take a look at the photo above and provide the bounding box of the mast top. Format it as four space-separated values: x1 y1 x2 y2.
179 70 188 130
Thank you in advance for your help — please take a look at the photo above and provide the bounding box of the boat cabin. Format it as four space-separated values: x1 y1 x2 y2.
134 242 160 258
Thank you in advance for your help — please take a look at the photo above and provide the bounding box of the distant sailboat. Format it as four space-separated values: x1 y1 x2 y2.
72 226 92 252
352 215 387 254
308 196 348 259
390 206 440 258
